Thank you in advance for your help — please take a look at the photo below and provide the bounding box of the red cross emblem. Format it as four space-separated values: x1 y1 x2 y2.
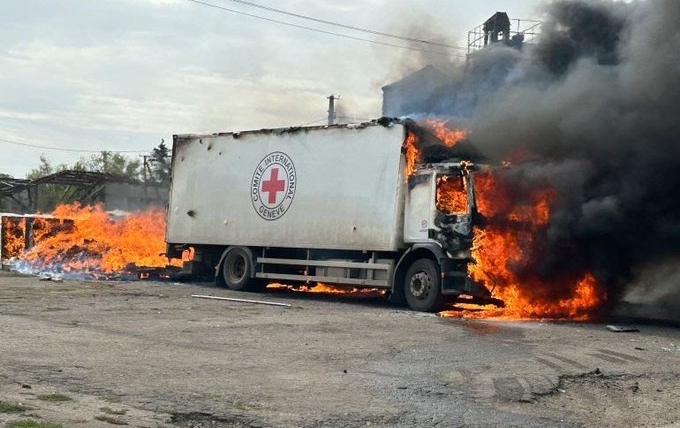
261 167 286 204
252 152 296 221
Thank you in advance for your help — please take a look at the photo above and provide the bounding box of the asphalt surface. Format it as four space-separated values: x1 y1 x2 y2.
1 271 679 428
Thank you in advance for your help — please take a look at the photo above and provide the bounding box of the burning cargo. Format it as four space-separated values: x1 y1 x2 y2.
165 119 490 312
0 213 72 269
5 204 180 279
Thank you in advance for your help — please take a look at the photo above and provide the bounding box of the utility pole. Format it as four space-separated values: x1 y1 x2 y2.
327 94 340 125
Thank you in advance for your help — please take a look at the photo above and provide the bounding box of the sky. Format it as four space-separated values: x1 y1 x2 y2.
0 0 543 178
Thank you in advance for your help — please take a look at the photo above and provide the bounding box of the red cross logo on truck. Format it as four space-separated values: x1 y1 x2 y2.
251 152 297 221
261 168 286 204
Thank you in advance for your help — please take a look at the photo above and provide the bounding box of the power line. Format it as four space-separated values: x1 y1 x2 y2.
184 0 464 57
223 0 467 51
0 137 150 154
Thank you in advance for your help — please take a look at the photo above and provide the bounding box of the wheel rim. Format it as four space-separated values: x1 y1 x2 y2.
226 254 246 283
409 271 432 300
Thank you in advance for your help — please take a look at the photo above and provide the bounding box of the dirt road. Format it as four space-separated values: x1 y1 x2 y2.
1 271 679 427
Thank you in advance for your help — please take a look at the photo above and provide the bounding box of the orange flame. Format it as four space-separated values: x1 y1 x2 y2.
1 217 26 259
32 216 73 244
422 120 469 147
2 216 75 262
403 131 419 176
267 282 385 296
402 121 469 177
439 170 605 320
398 120 603 319
436 175 468 214
304 283 385 295
182 247 195 263
19 203 177 274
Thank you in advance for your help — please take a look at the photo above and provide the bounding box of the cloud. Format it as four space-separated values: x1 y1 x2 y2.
0 0 544 177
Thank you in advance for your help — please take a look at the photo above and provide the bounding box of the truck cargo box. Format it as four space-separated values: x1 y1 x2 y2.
167 123 407 252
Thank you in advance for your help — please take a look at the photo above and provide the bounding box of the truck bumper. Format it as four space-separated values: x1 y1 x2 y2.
441 260 491 298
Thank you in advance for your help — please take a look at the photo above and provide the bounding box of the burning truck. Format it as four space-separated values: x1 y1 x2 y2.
1 118 601 319
166 118 502 312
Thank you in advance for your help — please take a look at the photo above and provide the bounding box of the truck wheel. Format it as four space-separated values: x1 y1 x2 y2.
404 259 444 312
222 247 254 291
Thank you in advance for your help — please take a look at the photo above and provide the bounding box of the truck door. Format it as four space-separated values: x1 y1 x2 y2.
403 171 436 243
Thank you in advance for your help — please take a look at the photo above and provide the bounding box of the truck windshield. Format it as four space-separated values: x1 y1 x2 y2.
436 175 468 214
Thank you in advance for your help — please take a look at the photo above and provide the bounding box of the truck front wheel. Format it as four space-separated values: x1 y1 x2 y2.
221 247 255 291
404 259 444 312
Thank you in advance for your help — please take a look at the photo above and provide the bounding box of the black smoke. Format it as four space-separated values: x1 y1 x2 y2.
475 0 680 311
406 0 680 312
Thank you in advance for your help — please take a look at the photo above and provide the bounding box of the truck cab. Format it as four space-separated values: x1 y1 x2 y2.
395 162 489 311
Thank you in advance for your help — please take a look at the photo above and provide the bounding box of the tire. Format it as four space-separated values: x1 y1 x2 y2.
221 247 255 291
404 259 444 312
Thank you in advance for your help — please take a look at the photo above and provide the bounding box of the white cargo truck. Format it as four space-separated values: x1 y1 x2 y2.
165 119 491 311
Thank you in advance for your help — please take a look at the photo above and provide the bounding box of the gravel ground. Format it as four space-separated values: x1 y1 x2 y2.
1 271 679 428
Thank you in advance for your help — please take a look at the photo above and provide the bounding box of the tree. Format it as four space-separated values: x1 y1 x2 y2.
26 155 67 179
23 152 142 212
25 155 70 212
146 140 171 186
0 172 13 211
73 151 142 180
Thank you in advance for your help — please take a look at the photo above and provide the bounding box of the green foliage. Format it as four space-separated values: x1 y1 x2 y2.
0 173 14 211
72 151 141 179
25 155 70 211
36 393 73 403
26 155 62 180
7 420 64 428
15 140 170 212
0 400 27 413
22 151 143 212
145 139 171 186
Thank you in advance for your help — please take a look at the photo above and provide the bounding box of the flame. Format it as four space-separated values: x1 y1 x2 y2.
32 217 53 244
32 216 74 245
436 175 468 214
304 283 385 295
439 170 605 320
18 203 177 274
1 217 26 259
441 273 600 320
402 121 469 177
421 120 469 147
267 282 386 296
182 247 195 262
398 120 606 320
1 216 75 262
403 131 419 176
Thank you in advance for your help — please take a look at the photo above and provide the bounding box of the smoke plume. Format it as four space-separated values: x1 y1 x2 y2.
406 0 680 310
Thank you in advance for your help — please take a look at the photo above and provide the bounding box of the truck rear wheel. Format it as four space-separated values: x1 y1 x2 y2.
404 259 444 312
221 247 257 291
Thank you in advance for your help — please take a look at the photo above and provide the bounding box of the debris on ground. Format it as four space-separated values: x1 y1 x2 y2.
606 325 640 333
